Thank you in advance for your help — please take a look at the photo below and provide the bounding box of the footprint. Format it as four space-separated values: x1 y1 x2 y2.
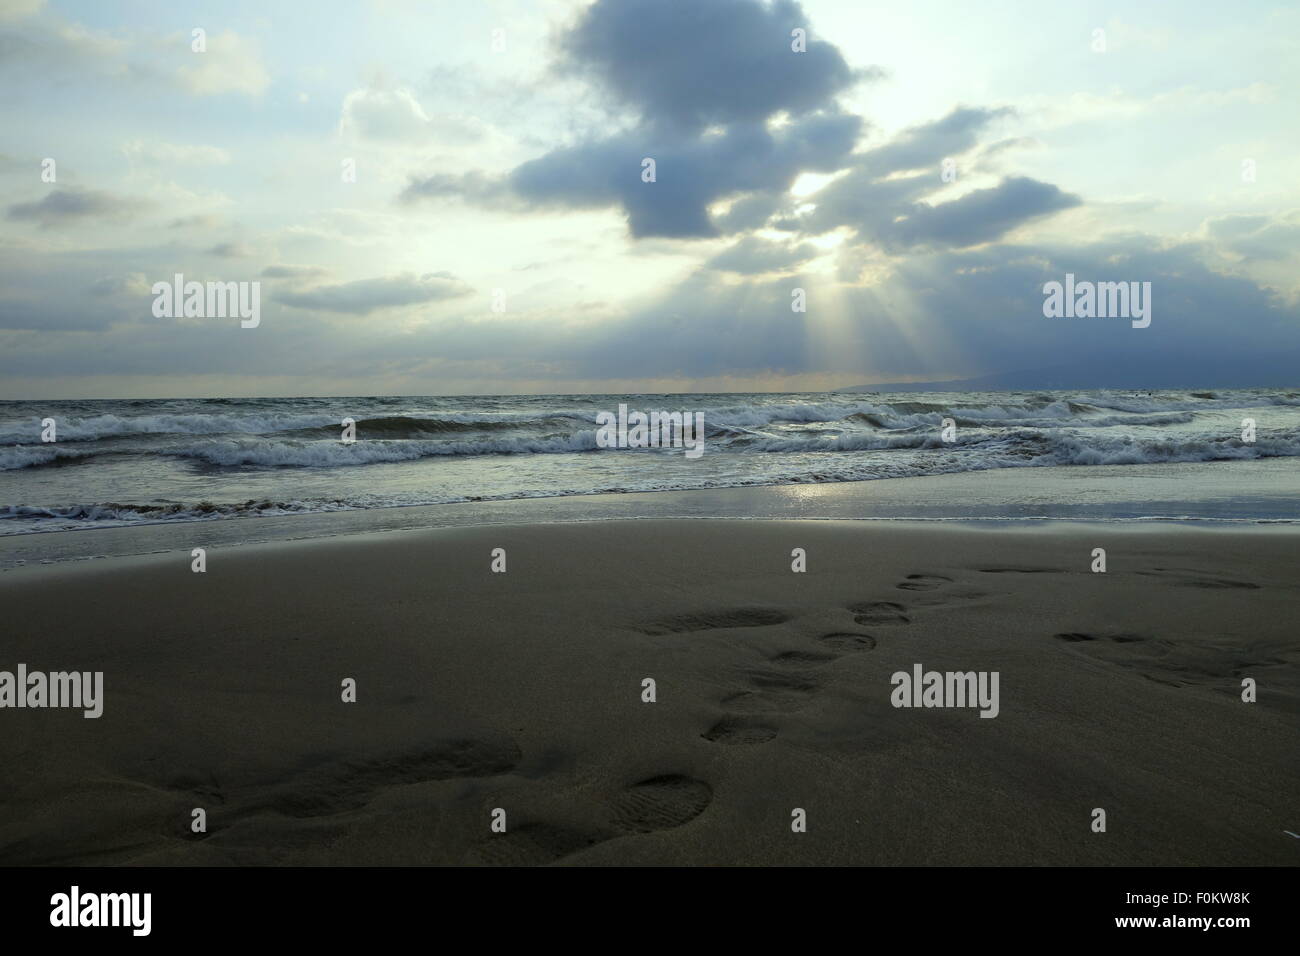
769 649 838 666
470 823 609 865
818 632 878 652
1136 569 1260 589
978 567 1066 574
1054 632 1148 644
1052 631 1284 690
635 607 790 635
896 574 952 591
258 737 521 819
742 669 821 692
607 775 712 834
702 716 778 745
720 667 821 713
471 774 714 864
849 601 910 625
720 688 812 714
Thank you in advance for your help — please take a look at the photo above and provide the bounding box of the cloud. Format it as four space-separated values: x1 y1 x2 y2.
0 0 44 20
507 110 862 237
403 113 864 238
564 232 1300 383
0 18 127 77
560 0 865 132
858 107 1013 176
707 236 820 274
0 253 154 330
261 264 329 280
714 193 785 232
206 242 253 258
169 214 224 229
399 170 512 207
402 0 869 240
776 107 1082 252
885 176 1082 250
122 139 230 166
1204 211 1300 262
980 136 1041 159
274 272 471 314
176 30 268 96
400 27 1072 252
7 187 144 227
339 87 483 144
89 273 150 296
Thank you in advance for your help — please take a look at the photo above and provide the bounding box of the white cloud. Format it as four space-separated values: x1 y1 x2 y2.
122 140 232 166
0 0 44 21
176 30 269 96
339 87 486 145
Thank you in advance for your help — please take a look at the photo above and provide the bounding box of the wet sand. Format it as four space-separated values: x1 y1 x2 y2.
1 519 1296 865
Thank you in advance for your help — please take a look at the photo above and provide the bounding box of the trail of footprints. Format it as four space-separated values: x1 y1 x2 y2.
179 737 525 830
182 737 715 866
696 573 979 745
1052 630 1290 689
1038 568 1279 689
465 572 967 862
470 774 713 865
187 565 1277 864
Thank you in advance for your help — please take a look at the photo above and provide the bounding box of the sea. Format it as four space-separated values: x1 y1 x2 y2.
3 389 1298 537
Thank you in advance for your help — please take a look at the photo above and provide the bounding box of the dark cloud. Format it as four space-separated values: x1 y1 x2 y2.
847 236 1300 383
858 106 1013 177
261 264 329 279
980 136 1041 159
274 272 471 315
0 295 114 330
560 0 865 132
714 193 785 232
206 242 253 258
169 214 223 229
506 110 862 237
787 108 1082 252
5 222 1297 388
403 74 1069 252
796 168 933 236
7 187 144 227
402 0 869 240
885 176 1082 250
0 262 145 331
1205 212 1300 262
552 231 1300 382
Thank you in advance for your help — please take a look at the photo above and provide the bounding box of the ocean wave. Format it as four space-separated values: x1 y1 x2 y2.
0 409 566 444
287 414 583 439
1045 432 1300 465
0 412 339 444
0 498 364 527
756 425 1298 461
0 445 96 471
175 432 604 467
2 393 1280 449
685 395 1234 431
6 428 1298 532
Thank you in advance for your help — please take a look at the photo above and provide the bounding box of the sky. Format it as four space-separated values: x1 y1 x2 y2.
1 0 1297 398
